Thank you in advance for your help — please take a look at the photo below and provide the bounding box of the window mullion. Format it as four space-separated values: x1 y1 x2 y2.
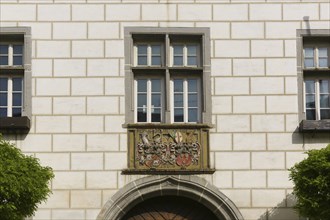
8 44 13 66
183 45 187 67
184 79 188 123
315 80 320 120
315 47 319 68
147 45 151 66
7 77 13 117
147 79 152 122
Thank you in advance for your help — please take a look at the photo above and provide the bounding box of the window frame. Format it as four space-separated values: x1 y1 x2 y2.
0 27 31 132
134 43 164 67
170 43 200 67
303 44 329 69
0 43 24 67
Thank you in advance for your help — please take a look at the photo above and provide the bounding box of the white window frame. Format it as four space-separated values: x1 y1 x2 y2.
303 45 329 69
134 43 163 67
0 75 24 117
134 77 164 123
170 77 201 123
0 43 24 67
170 43 200 67
303 78 330 120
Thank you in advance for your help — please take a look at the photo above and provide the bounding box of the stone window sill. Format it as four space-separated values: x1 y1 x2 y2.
299 120 330 133
0 116 30 133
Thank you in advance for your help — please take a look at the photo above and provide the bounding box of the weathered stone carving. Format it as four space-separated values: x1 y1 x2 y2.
136 129 201 169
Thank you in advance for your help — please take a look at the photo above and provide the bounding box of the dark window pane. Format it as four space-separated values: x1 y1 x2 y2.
12 108 22 117
188 108 198 122
137 79 147 92
306 110 316 120
187 56 197 66
137 45 147 55
305 80 315 93
319 80 329 93
0 108 7 117
319 58 328 67
0 56 8 65
0 93 8 106
174 79 183 92
13 56 23 65
137 94 147 107
151 56 161 66
151 108 161 122
0 45 8 54
188 94 197 107
151 79 161 92
320 110 330 119
174 94 183 107
0 78 8 91
137 108 147 122
187 45 197 55
151 45 161 55
173 45 183 55
188 79 197 92
13 93 22 106
304 48 314 57
13 45 23 54
174 56 183 66
152 94 161 107
174 108 184 122
13 78 23 91
138 56 147 65
320 95 329 108
304 58 314 68
306 94 315 108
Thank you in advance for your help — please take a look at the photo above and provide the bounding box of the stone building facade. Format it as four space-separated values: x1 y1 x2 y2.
0 0 329 219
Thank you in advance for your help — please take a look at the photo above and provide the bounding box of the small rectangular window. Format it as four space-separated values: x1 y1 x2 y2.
0 44 23 67
0 76 23 117
303 47 329 69
135 44 163 67
171 44 199 67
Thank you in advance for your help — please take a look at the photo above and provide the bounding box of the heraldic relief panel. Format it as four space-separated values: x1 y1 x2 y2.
124 124 213 174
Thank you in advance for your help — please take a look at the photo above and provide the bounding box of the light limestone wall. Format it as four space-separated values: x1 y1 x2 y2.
1 1 329 220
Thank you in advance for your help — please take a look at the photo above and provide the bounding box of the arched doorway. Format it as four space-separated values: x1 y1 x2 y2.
122 196 218 220
97 175 243 220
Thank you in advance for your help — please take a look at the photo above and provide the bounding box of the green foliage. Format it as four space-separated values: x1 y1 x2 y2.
0 135 54 220
289 144 330 220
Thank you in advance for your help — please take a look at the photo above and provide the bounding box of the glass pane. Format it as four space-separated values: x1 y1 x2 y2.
306 110 316 120
318 48 328 57
320 110 330 119
187 45 197 55
188 79 197 92
174 79 183 92
13 78 23 91
304 48 314 57
151 79 161 92
0 78 8 91
13 93 22 106
320 80 329 93
173 45 183 55
13 45 23 54
188 108 198 122
137 79 147 92
174 56 183 66
151 108 161 122
187 56 197 66
0 93 8 106
13 56 23 66
319 58 328 68
305 80 315 93
188 94 197 107
152 94 161 107
138 56 147 65
304 58 314 68
137 108 147 122
320 95 329 108
174 108 184 122
0 45 8 54
306 94 315 108
0 56 8 65
151 56 161 66
137 94 147 107
174 94 183 107
137 45 147 55
151 45 161 55
0 108 7 117
12 108 22 117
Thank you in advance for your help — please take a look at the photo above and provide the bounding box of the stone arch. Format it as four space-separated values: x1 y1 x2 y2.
97 175 244 220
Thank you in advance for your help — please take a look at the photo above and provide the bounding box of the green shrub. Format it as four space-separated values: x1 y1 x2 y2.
289 144 330 219
0 135 54 220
